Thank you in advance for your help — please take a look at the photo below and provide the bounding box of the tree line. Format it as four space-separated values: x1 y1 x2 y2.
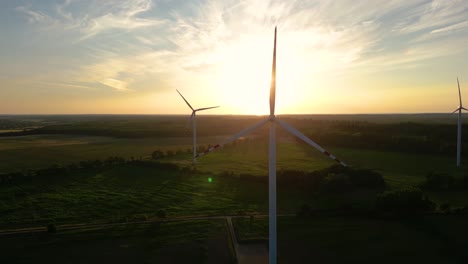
298 121 463 155
0 157 186 185
2 119 465 157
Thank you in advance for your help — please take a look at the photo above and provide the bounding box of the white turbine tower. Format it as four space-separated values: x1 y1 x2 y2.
195 27 347 264
176 89 219 162
452 78 467 167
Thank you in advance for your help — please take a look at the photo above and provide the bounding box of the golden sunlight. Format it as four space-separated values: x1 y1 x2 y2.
214 32 313 115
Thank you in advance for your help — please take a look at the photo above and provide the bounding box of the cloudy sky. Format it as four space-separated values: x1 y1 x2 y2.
1 0 468 114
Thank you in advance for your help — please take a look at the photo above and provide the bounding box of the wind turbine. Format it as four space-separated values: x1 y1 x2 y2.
195 27 347 264
452 77 467 167
176 89 219 162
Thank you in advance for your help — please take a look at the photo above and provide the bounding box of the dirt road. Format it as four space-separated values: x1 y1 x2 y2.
226 216 268 264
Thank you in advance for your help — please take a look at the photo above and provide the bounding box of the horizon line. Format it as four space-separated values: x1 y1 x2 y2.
0 112 462 116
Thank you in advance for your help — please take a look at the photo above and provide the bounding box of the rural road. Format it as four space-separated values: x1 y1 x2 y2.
0 213 294 236
0 215 231 235
226 216 268 264
0 213 282 263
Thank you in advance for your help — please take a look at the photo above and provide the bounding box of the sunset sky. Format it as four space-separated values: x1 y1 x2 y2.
1 0 468 115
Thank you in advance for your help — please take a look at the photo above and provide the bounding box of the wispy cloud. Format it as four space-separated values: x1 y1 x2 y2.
396 0 468 34
15 0 468 80
79 0 165 39
431 20 468 34
16 5 51 23
17 0 165 40
6 0 468 114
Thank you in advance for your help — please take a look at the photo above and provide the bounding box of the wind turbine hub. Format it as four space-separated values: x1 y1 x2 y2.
269 115 276 121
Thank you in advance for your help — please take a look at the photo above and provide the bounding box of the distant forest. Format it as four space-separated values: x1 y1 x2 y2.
0 115 465 156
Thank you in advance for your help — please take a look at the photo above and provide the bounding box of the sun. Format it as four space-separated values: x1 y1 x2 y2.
214 33 310 115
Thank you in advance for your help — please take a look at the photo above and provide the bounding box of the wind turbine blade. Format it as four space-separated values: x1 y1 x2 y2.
276 119 347 167
176 89 194 111
451 108 461 114
458 77 463 107
195 106 220 111
269 27 277 117
186 112 194 129
462 107 468 111
195 118 269 158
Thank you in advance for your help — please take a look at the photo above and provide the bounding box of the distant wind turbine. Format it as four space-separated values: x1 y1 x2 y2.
451 77 467 167
195 27 346 264
176 89 219 163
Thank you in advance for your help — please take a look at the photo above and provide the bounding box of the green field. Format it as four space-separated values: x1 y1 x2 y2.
2 114 468 226
0 164 245 227
1 133 466 187
0 219 234 264
2 114 467 180
2 114 468 263
220 214 468 263
0 134 226 173
3 214 467 263
279 215 468 263
1 161 397 228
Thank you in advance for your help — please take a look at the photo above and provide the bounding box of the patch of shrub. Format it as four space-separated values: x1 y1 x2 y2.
296 204 313 217
275 165 386 194
375 188 435 216
151 150 165 160
422 172 455 191
321 173 352 192
47 223 57 233
348 169 386 189
156 209 167 218
439 202 451 214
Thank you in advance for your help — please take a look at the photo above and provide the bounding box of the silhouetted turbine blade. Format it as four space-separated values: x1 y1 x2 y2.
186 112 195 129
458 77 462 107
196 106 220 111
270 27 277 117
276 119 347 167
195 119 269 158
176 89 194 111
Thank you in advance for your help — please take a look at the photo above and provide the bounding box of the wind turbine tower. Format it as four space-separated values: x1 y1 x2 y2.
452 78 467 167
176 90 219 163
195 27 347 264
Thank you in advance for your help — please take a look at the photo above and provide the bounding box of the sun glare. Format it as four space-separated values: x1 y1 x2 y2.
214 32 313 115
215 36 270 115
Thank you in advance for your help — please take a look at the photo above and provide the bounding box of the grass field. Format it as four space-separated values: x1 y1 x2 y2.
232 215 468 263
174 135 467 187
0 161 392 228
2 130 468 209
2 114 468 263
1 133 464 183
0 163 266 227
3 214 468 263
2 114 468 228
1 114 467 182
0 134 226 173
0 219 234 264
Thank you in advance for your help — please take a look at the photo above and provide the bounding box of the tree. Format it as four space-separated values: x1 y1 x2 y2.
423 172 454 190
348 169 386 189
151 150 165 160
375 188 435 216
47 223 57 233
321 173 352 193
157 209 167 218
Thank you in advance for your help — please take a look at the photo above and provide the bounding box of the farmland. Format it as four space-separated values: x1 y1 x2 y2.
0 219 234 264
234 215 468 263
1 114 468 263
